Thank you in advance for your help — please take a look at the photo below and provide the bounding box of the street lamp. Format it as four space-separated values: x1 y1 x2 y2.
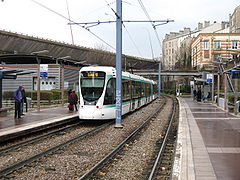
31 50 49 112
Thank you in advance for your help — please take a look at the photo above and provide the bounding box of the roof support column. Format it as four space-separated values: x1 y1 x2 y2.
61 64 64 107
36 56 41 112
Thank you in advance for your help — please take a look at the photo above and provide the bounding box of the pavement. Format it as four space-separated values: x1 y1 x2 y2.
173 97 240 180
0 106 78 142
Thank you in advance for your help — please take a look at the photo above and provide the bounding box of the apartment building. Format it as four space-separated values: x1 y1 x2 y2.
192 33 240 70
229 5 240 33
162 21 226 70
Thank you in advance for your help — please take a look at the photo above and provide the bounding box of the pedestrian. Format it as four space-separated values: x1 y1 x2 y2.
176 88 180 97
196 87 202 102
69 89 78 111
67 89 73 111
193 88 197 100
21 86 27 115
13 86 23 119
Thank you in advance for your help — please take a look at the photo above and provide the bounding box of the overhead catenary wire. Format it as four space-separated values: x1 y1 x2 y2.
30 0 115 50
137 0 164 58
104 0 142 57
65 0 74 45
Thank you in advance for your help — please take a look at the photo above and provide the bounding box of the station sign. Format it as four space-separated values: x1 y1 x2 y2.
231 70 240 79
206 73 213 83
40 64 48 78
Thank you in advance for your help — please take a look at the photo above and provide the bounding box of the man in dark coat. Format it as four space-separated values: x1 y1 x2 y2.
196 88 202 102
21 86 27 115
13 86 23 118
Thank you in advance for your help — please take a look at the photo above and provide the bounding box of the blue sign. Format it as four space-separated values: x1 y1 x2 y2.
206 74 213 83
231 70 240 79
40 72 48 78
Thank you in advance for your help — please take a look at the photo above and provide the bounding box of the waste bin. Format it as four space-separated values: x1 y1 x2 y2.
26 97 32 108
236 101 240 113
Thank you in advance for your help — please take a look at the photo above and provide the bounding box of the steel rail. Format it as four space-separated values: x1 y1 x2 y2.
79 96 167 180
0 121 112 178
0 121 82 155
148 97 176 180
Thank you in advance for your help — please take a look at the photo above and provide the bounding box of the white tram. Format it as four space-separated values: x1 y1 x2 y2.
78 66 158 120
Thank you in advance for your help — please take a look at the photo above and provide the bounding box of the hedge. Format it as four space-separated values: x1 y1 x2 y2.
3 89 69 100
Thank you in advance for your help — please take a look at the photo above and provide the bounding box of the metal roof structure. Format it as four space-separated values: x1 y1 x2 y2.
0 29 159 70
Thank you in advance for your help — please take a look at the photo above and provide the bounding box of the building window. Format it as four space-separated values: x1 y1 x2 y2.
232 54 238 60
214 41 221 49
204 50 209 58
203 40 209 50
232 40 238 49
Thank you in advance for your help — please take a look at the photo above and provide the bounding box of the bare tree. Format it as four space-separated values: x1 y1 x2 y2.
174 37 193 70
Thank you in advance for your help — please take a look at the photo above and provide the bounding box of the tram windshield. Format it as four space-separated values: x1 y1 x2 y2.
80 71 106 101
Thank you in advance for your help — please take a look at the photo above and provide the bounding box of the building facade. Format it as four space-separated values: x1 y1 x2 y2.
229 5 240 33
162 21 228 70
192 33 240 70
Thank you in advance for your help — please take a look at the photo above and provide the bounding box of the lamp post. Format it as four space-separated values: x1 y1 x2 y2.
31 50 49 112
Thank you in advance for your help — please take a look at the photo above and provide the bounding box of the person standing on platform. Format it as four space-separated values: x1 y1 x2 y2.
196 87 202 102
176 88 180 97
67 89 73 111
193 88 197 101
21 86 27 115
13 86 23 119
69 89 78 111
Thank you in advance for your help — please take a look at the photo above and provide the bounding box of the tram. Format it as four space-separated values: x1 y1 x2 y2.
78 66 158 120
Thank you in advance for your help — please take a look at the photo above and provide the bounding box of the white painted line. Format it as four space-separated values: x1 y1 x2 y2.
195 118 240 120
192 112 226 114
207 147 240 154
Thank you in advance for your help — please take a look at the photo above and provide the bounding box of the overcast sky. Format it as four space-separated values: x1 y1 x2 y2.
0 0 239 59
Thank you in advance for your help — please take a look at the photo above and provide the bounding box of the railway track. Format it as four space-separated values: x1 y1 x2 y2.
0 121 112 178
0 97 169 179
82 96 178 180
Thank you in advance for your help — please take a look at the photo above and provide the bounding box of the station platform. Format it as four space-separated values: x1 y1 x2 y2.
173 97 240 180
0 106 78 143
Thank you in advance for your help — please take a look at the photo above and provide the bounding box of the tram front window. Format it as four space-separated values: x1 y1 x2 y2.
80 71 106 102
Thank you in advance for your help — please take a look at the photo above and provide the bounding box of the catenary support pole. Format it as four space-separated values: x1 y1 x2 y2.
115 0 123 128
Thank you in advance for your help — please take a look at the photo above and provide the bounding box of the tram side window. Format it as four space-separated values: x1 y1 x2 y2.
122 79 130 101
146 83 151 96
154 84 158 94
141 83 145 97
104 78 116 105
